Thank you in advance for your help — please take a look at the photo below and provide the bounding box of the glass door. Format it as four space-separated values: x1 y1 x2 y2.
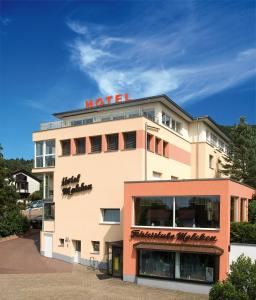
112 246 123 277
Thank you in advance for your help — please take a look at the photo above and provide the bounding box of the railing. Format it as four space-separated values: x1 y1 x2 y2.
40 110 158 131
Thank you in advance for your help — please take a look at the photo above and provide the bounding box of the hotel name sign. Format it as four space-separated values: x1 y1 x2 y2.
61 174 92 196
131 229 217 242
85 93 129 109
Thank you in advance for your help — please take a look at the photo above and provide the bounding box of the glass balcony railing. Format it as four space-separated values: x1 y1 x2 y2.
40 110 157 131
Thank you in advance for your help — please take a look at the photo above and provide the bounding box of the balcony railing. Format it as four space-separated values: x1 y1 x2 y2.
40 110 157 131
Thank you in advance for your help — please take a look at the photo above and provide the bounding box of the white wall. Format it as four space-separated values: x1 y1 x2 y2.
230 243 256 266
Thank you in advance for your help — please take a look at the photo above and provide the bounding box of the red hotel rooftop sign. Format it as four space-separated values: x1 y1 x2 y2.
85 93 129 109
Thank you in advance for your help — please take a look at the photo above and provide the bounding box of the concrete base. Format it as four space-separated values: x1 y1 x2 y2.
47 252 108 270
136 277 211 295
123 274 136 282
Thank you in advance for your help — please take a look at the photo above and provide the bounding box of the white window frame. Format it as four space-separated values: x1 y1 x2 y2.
132 196 220 231
100 208 120 224
91 241 100 254
35 140 55 168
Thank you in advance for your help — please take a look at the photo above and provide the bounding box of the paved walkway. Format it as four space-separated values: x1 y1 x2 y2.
0 231 72 274
0 232 208 299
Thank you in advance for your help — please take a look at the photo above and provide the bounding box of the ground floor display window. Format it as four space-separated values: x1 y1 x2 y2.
138 249 217 283
139 250 175 278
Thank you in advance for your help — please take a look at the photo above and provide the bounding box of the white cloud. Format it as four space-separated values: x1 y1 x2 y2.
66 20 88 35
67 15 256 104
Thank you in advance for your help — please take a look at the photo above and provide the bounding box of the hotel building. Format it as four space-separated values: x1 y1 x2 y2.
32 95 255 293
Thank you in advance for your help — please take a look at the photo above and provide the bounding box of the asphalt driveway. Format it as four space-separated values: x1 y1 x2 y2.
0 231 72 274
0 232 208 299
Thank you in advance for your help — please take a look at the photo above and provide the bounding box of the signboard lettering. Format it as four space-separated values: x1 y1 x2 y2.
85 93 129 109
61 174 92 196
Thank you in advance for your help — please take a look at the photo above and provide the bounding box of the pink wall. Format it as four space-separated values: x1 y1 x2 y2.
170 144 191 165
123 179 255 282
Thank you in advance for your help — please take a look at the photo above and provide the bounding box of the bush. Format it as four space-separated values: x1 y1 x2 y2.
230 222 256 244
209 255 256 300
0 207 29 237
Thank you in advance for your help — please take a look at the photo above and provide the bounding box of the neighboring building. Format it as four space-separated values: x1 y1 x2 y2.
12 169 41 199
32 94 255 293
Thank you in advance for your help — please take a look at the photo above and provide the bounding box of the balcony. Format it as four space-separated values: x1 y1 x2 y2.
40 109 157 131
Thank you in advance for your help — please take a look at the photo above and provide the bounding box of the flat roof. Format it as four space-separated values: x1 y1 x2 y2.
124 178 255 191
53 94 230 142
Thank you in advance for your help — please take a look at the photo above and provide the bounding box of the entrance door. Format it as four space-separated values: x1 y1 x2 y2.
44 234 53 258
112 246 123 277
73 240 81 263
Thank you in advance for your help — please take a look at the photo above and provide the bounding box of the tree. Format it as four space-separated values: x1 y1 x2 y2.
248 197 256 223
0 144 29 237
209 255 256 300
221 117 256 188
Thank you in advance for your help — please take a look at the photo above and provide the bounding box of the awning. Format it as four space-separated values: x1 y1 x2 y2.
134 242 224 255
106 240 123 247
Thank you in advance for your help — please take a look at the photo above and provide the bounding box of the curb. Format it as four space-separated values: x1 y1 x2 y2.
0 235 19 243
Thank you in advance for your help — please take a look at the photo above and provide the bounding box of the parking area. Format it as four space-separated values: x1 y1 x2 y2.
0 233 208 300
0 230 72 274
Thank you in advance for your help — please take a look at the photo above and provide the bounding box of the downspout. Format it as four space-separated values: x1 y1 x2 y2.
196 118 200 179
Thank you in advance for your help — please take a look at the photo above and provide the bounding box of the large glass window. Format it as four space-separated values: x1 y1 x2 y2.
139 250 174 278
134 196 220 228
138 250 216 283
178 253 215 283
35 140 55 168
102 209 120 223
135 197 173 227
175 196 219 228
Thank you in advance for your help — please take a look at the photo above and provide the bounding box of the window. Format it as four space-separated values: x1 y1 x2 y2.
143 109 155 121
59 238 64 247
240 199 246 221
106 134 118 151
172 119 182 134
44 202 55 220
177 253 215 283
135 197 173 227
163 141 169 157
61 140 71 156
230 197 236 222
123 131 136 149
155 138 161 154
147 134 153 151
162 112 170 127
92 241 100 253
152 171 162 179
134 196 220 228
218 139 225 151
90 136 102 153
210 133 217 146
138 250 216 283
45 140 55 166
209 155 214 169
139 250 175 278
175 196 220 228
35 140 55 168
102 209 120 223
75 138 85 154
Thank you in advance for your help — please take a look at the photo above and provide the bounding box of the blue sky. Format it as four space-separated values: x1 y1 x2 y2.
0 0 255 159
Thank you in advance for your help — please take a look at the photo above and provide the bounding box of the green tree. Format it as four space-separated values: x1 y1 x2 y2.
222 117 256 188
0 144 29 237
248 196 256 223
209 255 256 300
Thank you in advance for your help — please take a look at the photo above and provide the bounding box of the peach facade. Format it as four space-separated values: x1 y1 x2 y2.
32 95 252 292
123 179 255 284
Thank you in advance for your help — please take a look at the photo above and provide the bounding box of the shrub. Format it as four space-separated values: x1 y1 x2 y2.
0 207 29 237
230 222 256 244
209 255 256 300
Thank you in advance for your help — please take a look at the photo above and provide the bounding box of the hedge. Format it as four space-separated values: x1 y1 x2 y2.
230 222 256 244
